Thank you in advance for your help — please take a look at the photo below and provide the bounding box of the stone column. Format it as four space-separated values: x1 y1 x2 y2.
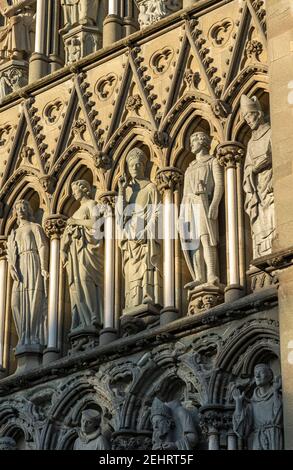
99 192 118 345
156 167 183 325
48 0 63 72
217 142 245 302
43 215 67 364
0 237 7 378
227 431 238 450
103 1 123 47
29 0 49 82
266 0 293 450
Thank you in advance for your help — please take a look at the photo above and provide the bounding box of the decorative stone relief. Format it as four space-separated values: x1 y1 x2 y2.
72 118 87 140
245 40 263 62
61 180 103 334
184 69 201 90
118 148 162 315
241 95 275 259
0 123 12 147
232 363 283 450
63 28 102 65
0 66 28 101
179 131 224 314
6 200 49 350
137 0 182 28
95 73 117 101
43 100 64 126
151 398 199 450
208 18 234 48
74 409 110 450
150 47 174 75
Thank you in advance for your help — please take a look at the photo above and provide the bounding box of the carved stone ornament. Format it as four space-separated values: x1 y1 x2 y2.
95 73 118 101
0 65 28 101
187 284 224 315
245 40 263 62
72 118 87 140
126 94 142 113
63 26 102 65
74 409 110 450
150 47 174 75
184 69 201 90
208 18 234 48
43 99 65 126
44 215 67 239
0 122 12 147
136 0 182 28
155 167 183 193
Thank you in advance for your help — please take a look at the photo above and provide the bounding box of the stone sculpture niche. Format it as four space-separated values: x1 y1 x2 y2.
61 180 103 351
151 398 199 450
179 131 224 314
232 363 283 450
7 199 49 371
118 147 162 333
74 409 110 451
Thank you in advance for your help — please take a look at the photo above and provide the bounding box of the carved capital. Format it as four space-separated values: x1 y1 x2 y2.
44 215 67 239
155 167 183 193
216 142 245 169
98 191 117 214
0 237 7 260
199 406 233 435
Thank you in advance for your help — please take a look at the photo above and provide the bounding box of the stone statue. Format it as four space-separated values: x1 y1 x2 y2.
151 398 198 450
0 6 35 63
241 95 275 258
0 436 17 450
179 131 224 286
61 0 99 30
118 148 162 310
232 363 283 450
61 180 103 331
7 200 49 348
138 1 181 28
74 409 110 450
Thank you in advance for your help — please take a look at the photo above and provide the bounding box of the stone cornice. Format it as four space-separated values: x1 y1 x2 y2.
0 0 235 111
0 286 278 396
251 246 293 272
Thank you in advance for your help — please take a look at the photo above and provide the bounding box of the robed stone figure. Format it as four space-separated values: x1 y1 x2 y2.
61 180 103 330
179 131 223 286
232 363 283 450
241 95 275 258
74 409 110 451
7 200 49 348
117 148 162 310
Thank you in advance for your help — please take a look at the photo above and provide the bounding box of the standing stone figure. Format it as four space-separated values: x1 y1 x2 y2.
118 148 162 310
7 200 49 348
241 95 275 258
151 398 198 450
61 180 103 331
232 363 283 450
74 409 110 451
179 131 223 286
61 0 99 30
0 6 35 62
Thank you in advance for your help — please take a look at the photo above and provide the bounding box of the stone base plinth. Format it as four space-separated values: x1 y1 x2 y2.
68 326 100 354
61 25 102 65
15 344 44 374
160 307 179 325
99 328 118 346
248 265 277 292
187 283 224 315
224 284 245 302
43 347 61 365
0 59 29 101
121 304 160 336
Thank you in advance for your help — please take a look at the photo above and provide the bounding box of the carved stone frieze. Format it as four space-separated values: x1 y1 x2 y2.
155 167 183 193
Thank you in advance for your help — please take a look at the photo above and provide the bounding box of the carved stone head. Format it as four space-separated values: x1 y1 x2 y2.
254 363 274 387
151 398 174 440
71 180 92 201
190 131 212 155
126 147 147 180
241 95 264 130
80 409 101 436
14 199 34 223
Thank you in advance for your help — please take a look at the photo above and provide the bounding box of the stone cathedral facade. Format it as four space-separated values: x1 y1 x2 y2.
0 0 292 451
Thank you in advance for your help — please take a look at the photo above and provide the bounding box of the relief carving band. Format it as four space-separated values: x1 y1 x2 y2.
7 200 49 348
61 0 99 30
232 364 283 450
74 409 110 451
61 180 103 331
151 398 198 450
118 148 162 310
179 131 224 287
241 95 275 258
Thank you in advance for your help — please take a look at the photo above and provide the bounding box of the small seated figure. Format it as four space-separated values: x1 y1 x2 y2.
151 398 198 450
74 409 110 451
0 436 17 450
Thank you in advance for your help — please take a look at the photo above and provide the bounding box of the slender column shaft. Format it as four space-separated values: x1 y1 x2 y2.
163 188 175 308
109 0 118 15
0 258 7 370
226 166 239 286
209 432 220 450
227 433 237 450
35 0 47 54
104 210 115 329
47 238 60 349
